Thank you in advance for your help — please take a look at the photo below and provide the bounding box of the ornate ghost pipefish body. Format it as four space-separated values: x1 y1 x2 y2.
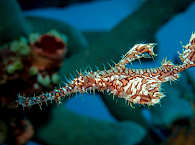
17 33 195 107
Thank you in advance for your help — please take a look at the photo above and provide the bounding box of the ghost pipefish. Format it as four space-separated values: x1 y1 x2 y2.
17 33 195 108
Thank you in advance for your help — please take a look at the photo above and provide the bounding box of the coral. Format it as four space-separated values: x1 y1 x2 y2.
6 59 23 74
37 105 146 145
30 32 66 71
17 33 195 108
0 29 67 144
51 73 60 84
26 16 89 55
48 29 68 44
10 37 30 56
0 30 67 86
29 66 38 76
37 74 51 87
11 120 34 145
0 0 31 45
29 33 40 44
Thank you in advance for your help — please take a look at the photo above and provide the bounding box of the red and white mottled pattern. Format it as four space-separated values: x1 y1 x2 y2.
17 33 195 107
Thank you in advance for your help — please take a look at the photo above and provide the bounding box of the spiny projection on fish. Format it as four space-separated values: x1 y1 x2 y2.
17 33 195 108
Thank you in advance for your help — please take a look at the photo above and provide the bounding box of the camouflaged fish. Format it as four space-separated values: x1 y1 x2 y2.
18 33 195 107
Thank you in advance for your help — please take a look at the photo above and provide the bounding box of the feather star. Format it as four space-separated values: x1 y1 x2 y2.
17 33 195 108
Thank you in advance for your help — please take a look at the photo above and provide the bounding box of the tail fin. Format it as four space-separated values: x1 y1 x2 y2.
179 33 195 66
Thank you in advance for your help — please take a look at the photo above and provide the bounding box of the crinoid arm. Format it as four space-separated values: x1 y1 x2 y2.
117 43 157 67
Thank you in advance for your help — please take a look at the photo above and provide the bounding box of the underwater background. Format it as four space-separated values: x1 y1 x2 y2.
0 0 195 145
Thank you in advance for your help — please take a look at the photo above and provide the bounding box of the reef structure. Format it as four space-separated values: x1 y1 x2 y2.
18 33 195 108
